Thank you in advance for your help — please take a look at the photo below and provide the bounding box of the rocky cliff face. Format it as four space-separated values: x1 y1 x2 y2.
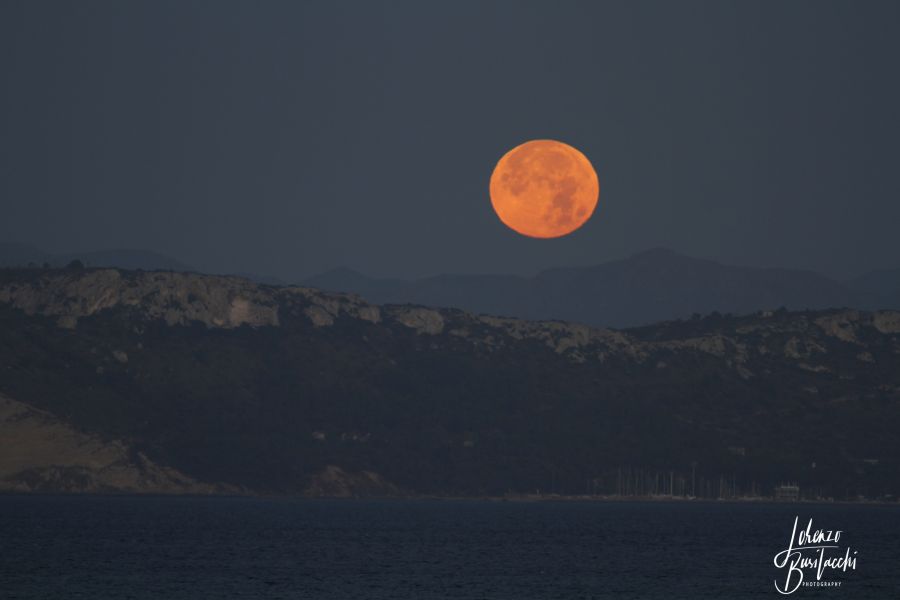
1 267 899 499
6 268 896 368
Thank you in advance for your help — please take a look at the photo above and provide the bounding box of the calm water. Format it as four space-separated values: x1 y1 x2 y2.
1 496 898 599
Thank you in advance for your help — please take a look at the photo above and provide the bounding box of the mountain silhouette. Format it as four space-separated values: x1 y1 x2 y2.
0 242 50 267
849 267 900 310
5 243 897 326
305 248 861 328
0 242 193 272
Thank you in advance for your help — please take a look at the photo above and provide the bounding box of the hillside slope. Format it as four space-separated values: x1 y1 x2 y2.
1 267 899 499
0 394 225 494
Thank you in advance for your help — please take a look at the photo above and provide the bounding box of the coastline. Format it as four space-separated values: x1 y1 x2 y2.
3 489 899 507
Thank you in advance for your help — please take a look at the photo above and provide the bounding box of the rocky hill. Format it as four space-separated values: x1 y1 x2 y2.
0 394 226 494
1 266 899 499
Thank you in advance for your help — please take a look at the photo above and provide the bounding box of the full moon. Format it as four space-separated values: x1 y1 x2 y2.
489 139 599 238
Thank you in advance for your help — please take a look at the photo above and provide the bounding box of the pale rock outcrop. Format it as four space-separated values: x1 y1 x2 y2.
0 270 278 329
815 311 861 344
873 311 900 334
284 287 381 327
476 315 639 357
857 352 875 363
392 307 445 334
660 335 749 364
304 305 335 327
784 337 827 360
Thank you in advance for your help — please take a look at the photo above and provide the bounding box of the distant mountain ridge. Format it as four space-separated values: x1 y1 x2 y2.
306 248 898 328
0 242 193 272
850 267 900 312
0 243 286 284
3 243 899 326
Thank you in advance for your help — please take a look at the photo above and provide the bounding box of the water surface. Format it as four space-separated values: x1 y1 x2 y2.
1 496 898 599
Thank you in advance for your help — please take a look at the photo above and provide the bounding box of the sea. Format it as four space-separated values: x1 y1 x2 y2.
1 496 898 599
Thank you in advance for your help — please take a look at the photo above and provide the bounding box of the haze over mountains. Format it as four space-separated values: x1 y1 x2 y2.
305 248 900 328
0 242 286 286
2 243 898 327
0 242 192 273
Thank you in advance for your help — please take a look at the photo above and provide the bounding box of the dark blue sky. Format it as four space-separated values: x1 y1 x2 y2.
2 1 898 280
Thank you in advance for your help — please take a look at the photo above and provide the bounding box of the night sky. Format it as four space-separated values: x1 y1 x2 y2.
2 1 898 281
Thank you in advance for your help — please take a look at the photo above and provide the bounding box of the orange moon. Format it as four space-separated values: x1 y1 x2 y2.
489 139 599 238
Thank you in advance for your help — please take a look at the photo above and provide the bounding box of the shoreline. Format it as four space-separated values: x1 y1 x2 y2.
3 490 899 507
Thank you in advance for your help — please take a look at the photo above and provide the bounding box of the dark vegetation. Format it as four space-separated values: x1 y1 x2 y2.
1 267 899 500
